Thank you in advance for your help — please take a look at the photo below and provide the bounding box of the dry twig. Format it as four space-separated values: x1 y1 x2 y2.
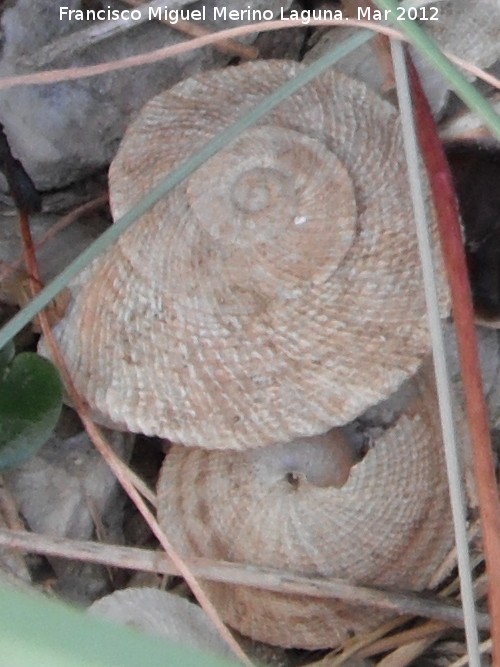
0 528 491 632
0 194 108 287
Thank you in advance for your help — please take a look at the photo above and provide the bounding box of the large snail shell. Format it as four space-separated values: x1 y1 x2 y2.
40 60 447 448
157 363 454 648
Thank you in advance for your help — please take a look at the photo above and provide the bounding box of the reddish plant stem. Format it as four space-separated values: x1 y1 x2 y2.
18 210 43 294
0 194 108 285
408 55 500 663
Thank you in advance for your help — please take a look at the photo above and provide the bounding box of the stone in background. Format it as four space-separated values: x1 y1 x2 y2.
0 0 290 191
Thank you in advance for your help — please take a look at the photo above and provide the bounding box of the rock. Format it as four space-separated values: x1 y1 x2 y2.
444 321 500 398
304 27 387 98
0 0 290 192
482 362 500 432
254 2 307 61
421 0 499 76
305 0 500 117
440 91 500 143
4 408 134 602
0 204 110 307
444 321 500 429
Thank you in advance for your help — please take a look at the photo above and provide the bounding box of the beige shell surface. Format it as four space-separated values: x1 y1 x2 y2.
40 59 447 448
157 364 454 648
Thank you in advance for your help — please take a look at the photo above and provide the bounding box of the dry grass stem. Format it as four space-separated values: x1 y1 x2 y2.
109 454 157 508
375 635 443 667
449 638 493 667
0 20 496 91
312 617 411 666
360 620 447 658
0 194 108 285
18 211 43 299
317 560 489 665
0 527 491 632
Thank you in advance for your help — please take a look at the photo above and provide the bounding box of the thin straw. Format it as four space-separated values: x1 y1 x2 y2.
390 39 481 667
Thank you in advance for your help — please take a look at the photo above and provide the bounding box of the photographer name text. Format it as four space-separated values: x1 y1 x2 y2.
59 5 439 25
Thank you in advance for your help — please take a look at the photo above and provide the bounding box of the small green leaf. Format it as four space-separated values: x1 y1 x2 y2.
0 352 63 469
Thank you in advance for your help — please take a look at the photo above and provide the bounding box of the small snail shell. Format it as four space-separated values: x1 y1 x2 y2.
89 588 233 660
39 60 448 448
157 363 454 649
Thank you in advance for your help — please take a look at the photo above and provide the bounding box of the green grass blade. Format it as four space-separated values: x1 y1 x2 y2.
0 29 370 351
0 585 238 667
373 0 500 138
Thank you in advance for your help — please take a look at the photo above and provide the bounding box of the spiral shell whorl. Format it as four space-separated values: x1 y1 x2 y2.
40 60 447 447
184 126 357 304
157 366 454 648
